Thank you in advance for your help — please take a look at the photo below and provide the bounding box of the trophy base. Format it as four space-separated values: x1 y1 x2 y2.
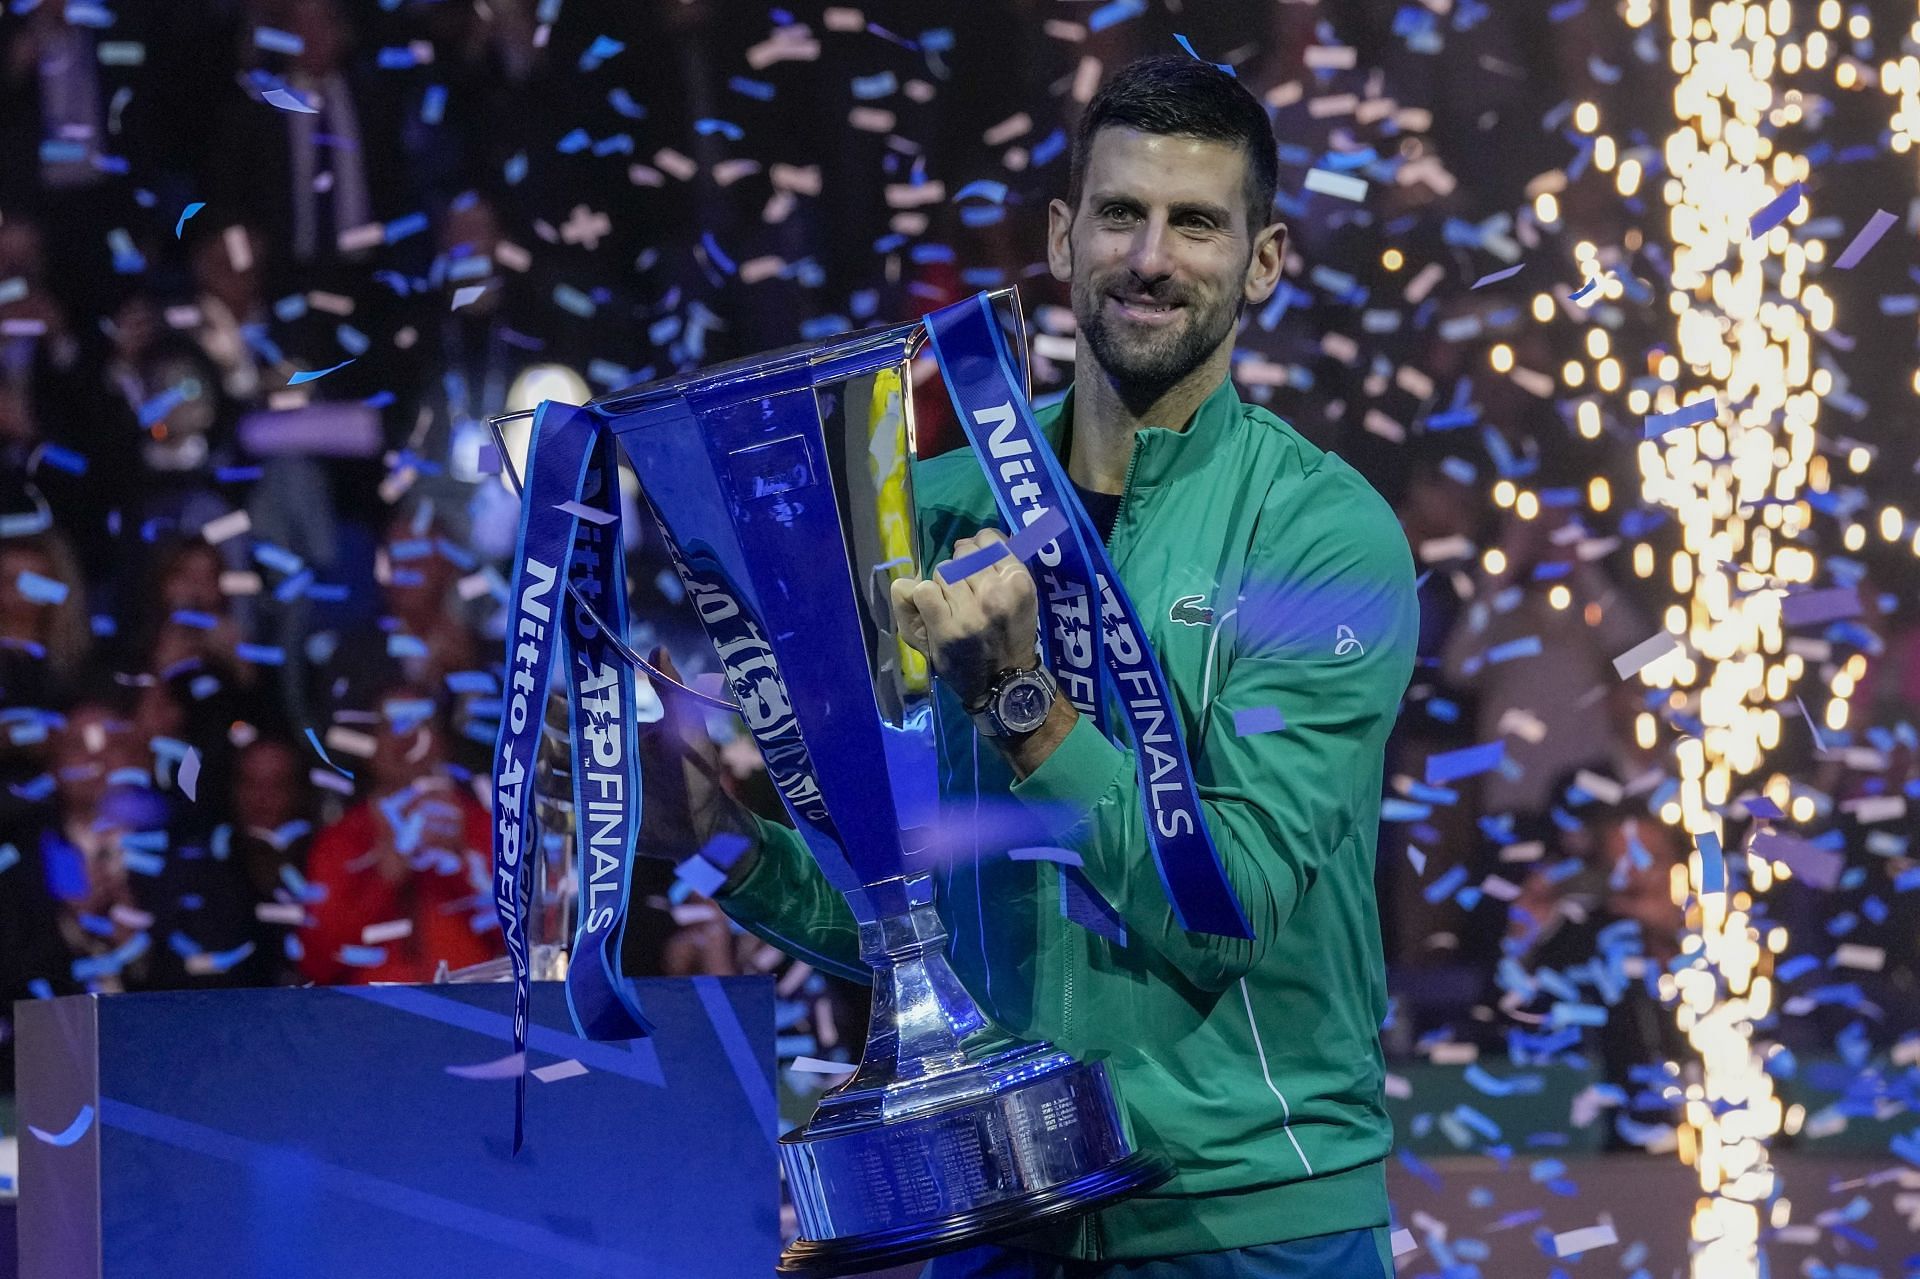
776 1150 1170 1277
775 1047 1174 1277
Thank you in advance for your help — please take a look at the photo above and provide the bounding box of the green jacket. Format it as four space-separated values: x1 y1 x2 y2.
715 375 1418 1261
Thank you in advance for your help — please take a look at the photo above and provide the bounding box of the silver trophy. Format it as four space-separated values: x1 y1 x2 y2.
582 287 1170 1275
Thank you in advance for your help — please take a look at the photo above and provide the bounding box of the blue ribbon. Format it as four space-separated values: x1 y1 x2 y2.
492 401 650 1152
562 426 653 1043
925 294 1252 940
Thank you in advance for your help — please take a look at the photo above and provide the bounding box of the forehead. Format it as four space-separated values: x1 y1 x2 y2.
1079 128 1250 214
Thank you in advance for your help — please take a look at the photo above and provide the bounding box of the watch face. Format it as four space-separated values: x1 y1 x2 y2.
998 675 1051 733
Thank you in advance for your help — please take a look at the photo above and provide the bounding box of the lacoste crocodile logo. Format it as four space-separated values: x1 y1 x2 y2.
1170 594 1214 627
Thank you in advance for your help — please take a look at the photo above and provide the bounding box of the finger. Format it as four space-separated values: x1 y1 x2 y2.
909 577 962 649
890 577 930 656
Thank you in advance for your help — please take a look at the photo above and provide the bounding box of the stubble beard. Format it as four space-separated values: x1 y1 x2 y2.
1071 257 1244 408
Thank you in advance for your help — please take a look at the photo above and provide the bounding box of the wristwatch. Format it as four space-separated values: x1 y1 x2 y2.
966 664 1058 738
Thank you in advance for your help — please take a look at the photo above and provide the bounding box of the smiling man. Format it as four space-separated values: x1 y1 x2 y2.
694 56 1418 1278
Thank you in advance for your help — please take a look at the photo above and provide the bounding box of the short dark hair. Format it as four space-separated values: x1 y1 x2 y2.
1066 56 1280 237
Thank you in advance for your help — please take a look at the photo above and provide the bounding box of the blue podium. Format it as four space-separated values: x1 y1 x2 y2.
15 979 780 1279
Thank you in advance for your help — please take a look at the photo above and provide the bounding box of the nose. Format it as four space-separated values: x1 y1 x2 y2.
1125 215 1175 285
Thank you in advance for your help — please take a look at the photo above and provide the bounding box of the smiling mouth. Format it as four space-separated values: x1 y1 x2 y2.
1110 295 1183 322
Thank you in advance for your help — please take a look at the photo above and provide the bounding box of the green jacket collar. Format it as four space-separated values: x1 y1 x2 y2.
1032 374 1243 494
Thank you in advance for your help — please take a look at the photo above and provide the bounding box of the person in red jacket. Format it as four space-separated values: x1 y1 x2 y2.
299 687 501 984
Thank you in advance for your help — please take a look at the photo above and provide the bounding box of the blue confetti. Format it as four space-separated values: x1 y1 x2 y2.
1088 0 1146 32
1426 740 1506 786
1172 33 1234 76
15 570 69 605
1698 830 1726 895
1423 864 1469 904
288 358 355 386
1644 396 1716 438
579 34 625 71
29 1104 96 1147
384 214 428 245
174 201 206 239
303 727 353 779
1748 181 1804 238
253 25 304 55
1485 635 1543 664
1233 706 1286 737
953 179 1009 204
36 444 87 476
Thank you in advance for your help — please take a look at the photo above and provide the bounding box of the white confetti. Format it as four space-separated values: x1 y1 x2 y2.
199 509 251 545
1552 1222 1618 1257
1304 168 1368 202
532 1058 589 1084
1612 631 1682 680
1832 944 1885 971
362 919 413 946
177 747 201 802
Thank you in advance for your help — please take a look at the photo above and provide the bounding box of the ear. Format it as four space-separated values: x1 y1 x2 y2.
1243 220 1286 305
1046 198 1075 284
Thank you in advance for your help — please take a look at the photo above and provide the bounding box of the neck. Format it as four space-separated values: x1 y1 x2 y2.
1067 343 1229 493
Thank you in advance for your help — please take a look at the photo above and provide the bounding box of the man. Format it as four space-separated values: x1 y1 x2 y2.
661 57 1417 1277
299 687 501 984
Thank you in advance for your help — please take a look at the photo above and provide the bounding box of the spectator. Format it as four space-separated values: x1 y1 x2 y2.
1 701 181 997
129 540 248 683
104 287 241 531
0 210 140 584
186 220 275 406
313 503 484 751
0 526 90 697
297 685 501 984
227 733 314 984
215 0 410 284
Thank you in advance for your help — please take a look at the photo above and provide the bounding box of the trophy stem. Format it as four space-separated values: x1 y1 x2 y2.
807 875 991 1135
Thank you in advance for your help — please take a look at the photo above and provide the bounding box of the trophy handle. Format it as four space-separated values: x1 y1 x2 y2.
486 410 739 715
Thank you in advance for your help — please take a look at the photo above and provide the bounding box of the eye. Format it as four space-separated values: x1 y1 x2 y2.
1101 203 1136 223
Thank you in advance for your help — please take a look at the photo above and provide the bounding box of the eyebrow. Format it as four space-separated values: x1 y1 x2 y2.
1085 193 1237 226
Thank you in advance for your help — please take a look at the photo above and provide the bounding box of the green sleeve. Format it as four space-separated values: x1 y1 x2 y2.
1009 488 1418 992
712 813 871 985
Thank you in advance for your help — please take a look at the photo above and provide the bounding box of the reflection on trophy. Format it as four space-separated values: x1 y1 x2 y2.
583 287 1171 1275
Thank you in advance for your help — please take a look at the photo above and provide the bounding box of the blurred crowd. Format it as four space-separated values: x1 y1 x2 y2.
2 0 1917 1124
